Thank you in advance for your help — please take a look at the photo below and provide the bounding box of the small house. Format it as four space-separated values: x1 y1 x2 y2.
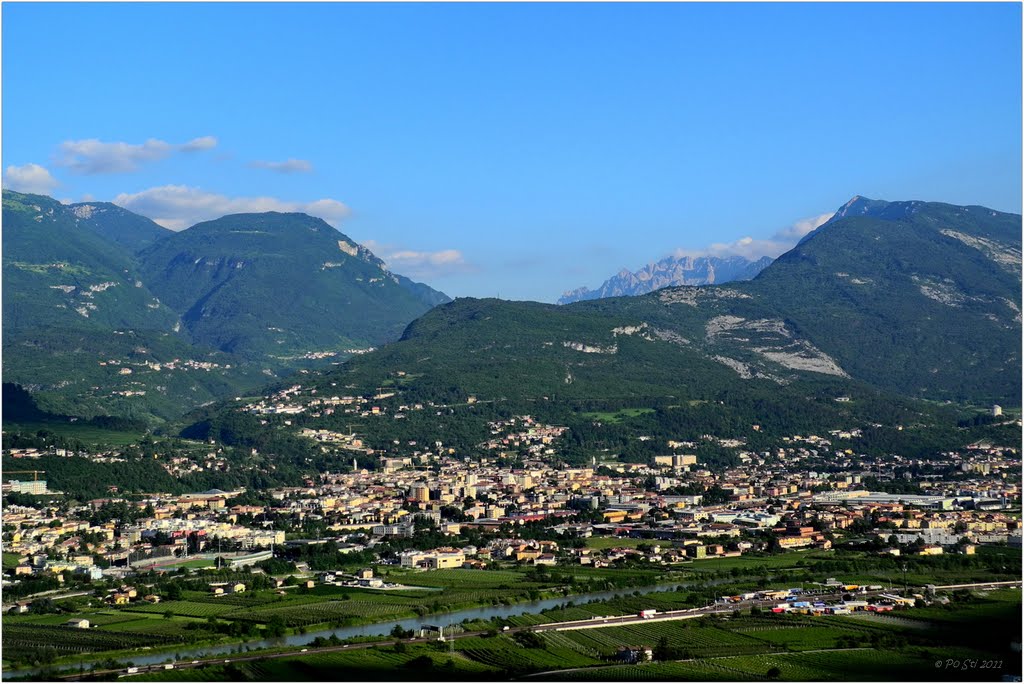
615 646 653 663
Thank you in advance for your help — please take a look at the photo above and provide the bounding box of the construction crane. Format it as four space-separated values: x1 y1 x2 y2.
4 470 45 481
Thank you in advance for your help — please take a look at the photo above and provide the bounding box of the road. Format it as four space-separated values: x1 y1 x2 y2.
49 579 1020 681
527 579 1019 632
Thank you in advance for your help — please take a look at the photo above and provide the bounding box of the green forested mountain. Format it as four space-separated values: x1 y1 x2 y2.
2 191 179 332
2 191 268 421
1 192 451 422
137 212 450 358
320 196 1022 407
748 196 1021 403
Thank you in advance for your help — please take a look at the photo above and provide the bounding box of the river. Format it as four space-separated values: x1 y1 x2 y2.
4 579 718 677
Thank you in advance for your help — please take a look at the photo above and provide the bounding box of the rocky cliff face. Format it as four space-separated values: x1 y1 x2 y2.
558 254 772 304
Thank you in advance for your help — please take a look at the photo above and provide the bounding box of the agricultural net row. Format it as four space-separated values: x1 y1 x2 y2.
402 569 527 588
2 623 179 656
461 646 581 672
124 600 237 618
541 631 602 658
233 600 413 627
536 660 736 681
97 617 197 635
72 612 151 627
741 626 862 651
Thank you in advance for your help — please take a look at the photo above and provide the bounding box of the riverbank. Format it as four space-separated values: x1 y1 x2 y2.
3 572 690 678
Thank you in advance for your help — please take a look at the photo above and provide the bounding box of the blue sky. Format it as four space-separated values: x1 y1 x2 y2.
3 2 1021 302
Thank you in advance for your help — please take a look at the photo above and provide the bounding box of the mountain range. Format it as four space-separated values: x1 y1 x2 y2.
559 254 773 304
1 190 449 421
4 191 1020 427
309 196 1022 408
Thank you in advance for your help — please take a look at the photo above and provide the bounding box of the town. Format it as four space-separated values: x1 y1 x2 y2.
2 382 1020 680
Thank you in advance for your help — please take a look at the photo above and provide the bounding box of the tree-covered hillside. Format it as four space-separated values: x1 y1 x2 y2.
137 212 449 358
2 192 452 423
2 191 179 332
750 197 1021 404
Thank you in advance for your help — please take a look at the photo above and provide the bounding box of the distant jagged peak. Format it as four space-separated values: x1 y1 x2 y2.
558 253 772 305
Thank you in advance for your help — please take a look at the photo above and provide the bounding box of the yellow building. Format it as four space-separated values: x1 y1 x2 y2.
428 551 465 569
603 510 628 523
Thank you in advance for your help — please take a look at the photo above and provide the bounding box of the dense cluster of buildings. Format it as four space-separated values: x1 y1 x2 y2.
5 437 1019 591
3 383 1020 596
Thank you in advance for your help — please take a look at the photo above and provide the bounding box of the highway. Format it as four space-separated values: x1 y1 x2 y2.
45 579 1019 681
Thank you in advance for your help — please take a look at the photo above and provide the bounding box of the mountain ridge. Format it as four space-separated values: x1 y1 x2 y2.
333 196 1022 407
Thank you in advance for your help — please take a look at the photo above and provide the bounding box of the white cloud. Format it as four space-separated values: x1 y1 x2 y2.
673 212 834 261
181 136 219 152
55 136 217 174
303 199 350 222
773 212 835 243
112 185 350 231
363 240 472 279
248 158 313 174
3 163 59 194
388 249 466 266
